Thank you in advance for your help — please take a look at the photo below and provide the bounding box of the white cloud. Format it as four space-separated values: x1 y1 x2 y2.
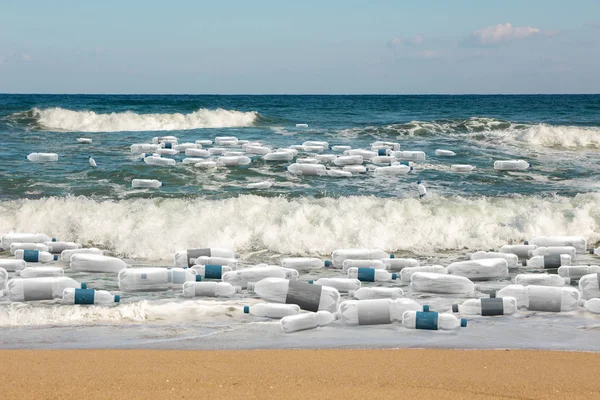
470 23 541 46
21 54 33 62
389 34 424 47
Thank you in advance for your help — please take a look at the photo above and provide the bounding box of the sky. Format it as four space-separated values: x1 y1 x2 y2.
0 0 599 94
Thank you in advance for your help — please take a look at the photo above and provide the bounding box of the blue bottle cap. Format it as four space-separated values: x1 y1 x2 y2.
409 166 414 171
524 240 529 245
391 273 397 280
422 305 430 312
114 295 120 303
243 306 250 314
52 238 57 242
417 180 422 184
324 260 331 267
195 275 202 282
81 282 87 289
389 254 395 259
460 318 467 328
161 182 165 187
53 255 58 261
308 280 314 284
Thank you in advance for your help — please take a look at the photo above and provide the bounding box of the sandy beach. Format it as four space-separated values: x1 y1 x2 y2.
1 349 598 399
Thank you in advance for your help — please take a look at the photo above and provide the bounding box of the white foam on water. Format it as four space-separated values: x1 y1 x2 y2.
1 194 600 259
26 107 258 132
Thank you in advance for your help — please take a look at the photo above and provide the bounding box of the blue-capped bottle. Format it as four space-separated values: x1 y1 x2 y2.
248 277 340 313
402 307 467 330
6 277 86 302
452 297 517 316
63 288 120 305
347 267 397 282
14 249 58 263
243 303 300 318
118 267 199 292
191 264 233 279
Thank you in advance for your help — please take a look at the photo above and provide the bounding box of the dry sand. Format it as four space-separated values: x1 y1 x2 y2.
1 349 599 399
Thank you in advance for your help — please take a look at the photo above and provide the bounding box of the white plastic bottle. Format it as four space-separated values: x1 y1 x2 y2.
174 248 236 268
530 246 577 259
345 149 377 160
0 267 7 290
118 267 199 292
526 254 571 269
435 149 456 157
1 233 54 249
15 266 64 278
61 248 104 262
280 311 336 333
452 297 518 316
333 155 363 166
499 244 538 259
248 277 340 313
131 144 160 153
185 148 211 158
342 259 386 272
10 242 50 255
417 180 426 198
15 249 58 263
450 164 476 172
191 264 233 279
193 256 238 268
132 179 162 188
393 151 426 161
580 298 600 314
528 236 586 254
400 265 446 283
332 145 352 152
410 272 475 294
402 310 467 330
331 249 391 269
27 153 59 162
447 258 509 281
0 259 26 272
471 251 519 269
350 287 403 300
6 277 86 302
222 266 298 289
247 181 273 189
264 151 294 162
338 298 421 325
89 157 97 167
372 141 400 151
217 156 252 167
243 303 301 318
70 254 129 273
327 169 353 178
281 258 330 271
578 273 600 300
63 288 120 305
287 163 326 175
347 267 397 282
373 165 413 175
496 284 581 311
45 241 81 254
558 265 600 280
144 156 176 166
514 273 570 287
493 160 529 171
382 258 419 272
311 277 361 293
182 281 241 297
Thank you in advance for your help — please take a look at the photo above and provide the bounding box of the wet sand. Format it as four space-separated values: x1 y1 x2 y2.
1 349 599 399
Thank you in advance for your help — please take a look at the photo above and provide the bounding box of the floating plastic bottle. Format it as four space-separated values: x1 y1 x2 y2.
182 157 209 165
222 266 298 289
315 154 337 163
302 141 329 150
578 273 600 300
217 156 251 167
144 155 176 166
27 153 58 162
372 141 400 151
194 161 217 168
1 233 54 249
263 151 294 161
342 259 386 272
496 284 580 311
153 136 178 144
280 311 336 333
580 298 600 314
15 266 64 278
514 273 570 287
173 143 200 152
400 265 446 284
528 236 586 254
208 147 227 155
296 123 309 128
450 164 476 172
174 248 236 268
338 298 421 325
214 136 239 145
332 145 352 152
247 181 273 189
9 242 49 255
499 244 537 259
287 163 326 175
190 264 232 279
452 297 517 316
343 165 367 174
558 265 600 281
63 288 119 305
45 241 81 254
281 258 330 272
245 145 272 155
310 278 361 293
530 246 577 259
410 272 475 294
435 149 456 157
470 251 519 269
382 258 419 272
15 249 58 263
0 259 26 272
6 277 86 302
393 151 426 161
156 148 179 156
333 155 363 166
61 248 104 262
373 165 412 175
182 281 241 297
493 160 529 171
193 256 238 268
371 155 396 165
243 303 300 318
118 267 199 292
344 149 376 160
331 248 391 269
402 310 467 330
350 287 404 300
248 277 340 313
327 169 353 177
89 157 97 167
77 138 92 144
447 258 509 281
131 144 160 153
347 267 397 282
132 179 162 188
417 181 426 198
185 148 210 157
526 254 571 269
71 254 129 273
195 139 212 146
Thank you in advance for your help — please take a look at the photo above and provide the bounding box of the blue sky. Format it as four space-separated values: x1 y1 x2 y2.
0 0 599 94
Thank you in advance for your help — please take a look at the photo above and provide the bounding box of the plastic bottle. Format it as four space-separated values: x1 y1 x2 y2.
471 251 519 268
132 179 162 188
345 149 377 160
0 259 26 272
331 249 391 269
332 145 352 152
263 151 294 162
156 148 179 156
528 236 586 254
350 287 404 300
578 273 600 300
281 257 330 272
530 246 577 259
217 156 251 167
190 264 232 279
333 155 363 166
243 303 300 318
450 164 476 172
9 242 50 255
526 254 571 269
372 141 400 151
400 265 446 283
302 140 329 149
27 153 58 162
558 265 600 281
297 157 320 164
338 298 421 325
280 311 335 333
6 277 86 302
174 248 236 268
89 157 97 167
214 136 239 145
118 267 199 292
402 310 467 330
131 144 160 153
410 272 475 294
44 241 81 254
417 181 426 198
311 277 361 293
1 233 54 249
184 148 210 158
144 156 176 166
193 256 238 268
496 284 580 311
287 163 326 175
514 273 570 287
347 267 397 282
327 169 353 177
70 254 129 273
373 165 412 175
248 277 340 313
247 181 273 189
0 267 7 290
493 160 529 171
342 259 386 272
392 150 426 161
15 266 64 278
499 244 538 259
222 266 298 289
447 258 509 281
452 297 518 316
435 149 456 157
15 249 58 263
195 139 212 146
245 145 272 155
152 136 178 144
194 161 218 168
61 248 104 262
343 165 367 174
580 298 600 314
62 288 119 305
173 143 200 152
182 281 241 297
381 258 419 272
371 155 395 165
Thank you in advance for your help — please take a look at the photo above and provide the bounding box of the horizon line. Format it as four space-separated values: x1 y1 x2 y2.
1 92 600 96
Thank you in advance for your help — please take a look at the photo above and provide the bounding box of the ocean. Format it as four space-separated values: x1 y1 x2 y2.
1 94 599 350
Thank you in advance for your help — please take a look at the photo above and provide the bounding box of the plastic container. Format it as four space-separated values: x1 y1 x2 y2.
347 267 397 282
451 164 476 173
280 311 336 333
27 153 58 162
245 146 272 155
400 265 446 284
338 298 421 325
372 141 400 151
530 246 577 259
578 273 600 300
499 244 538 259
185 148 211 158
417 181 427 198
343 165 367 174
173 143 200 152
144 156 176 166
435 149 456 157
15 266 64 278
0 267 6 290
580 298 600 314
393 151 426 161
190 264 232 279
470 251 519 269
77 138 92 144
131 144 160 153
156 148 178 156
402 310 467 330
243 303 300 318
327 169 353 177
342 259 386 272
247 181 273 189
118 267 199 292
182 281 241 297
70 254 129 273
493 160 529 171
302 141 329 149
195 140 212 146
63 288 119 305
373 165 412 175
496 284 580 311
9 242 50 255
248 277 340 313
193 256 237 268
447 258 509 281
558 265 600 281
44 241 81 254
6 277 86 302
311 277 361 292
15 249 58 263
263 151 294 162
410 272 475 294
174 248 236 268
528 236 586 254
287 163 326 175
217 156 252 167
222 266 298 289
333 155 363 166
153 136 178 144
332 145 352 152
350 287 404 300
526 254 571 269
215 136 239 145
2 233 54 249
345 149 376 160
331 249 391 269
382 258 419 272
452 297 517 315
131 179 162 189
371 155 395 165
61 248 104 262
514 273 570 287
89 157 97 167
281 257 330 272
194 161 217 168
0 259 27 272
